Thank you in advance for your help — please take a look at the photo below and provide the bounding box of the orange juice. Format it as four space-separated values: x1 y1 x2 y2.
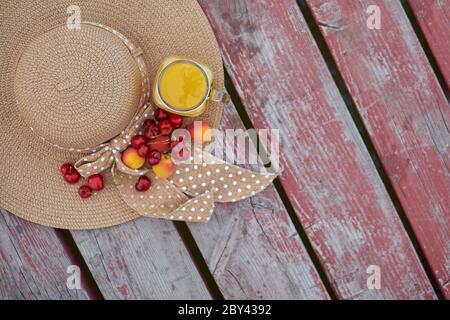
158 61 208 110
153 56 228 117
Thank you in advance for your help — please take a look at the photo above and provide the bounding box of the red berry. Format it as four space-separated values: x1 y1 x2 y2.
130 135 146 149
87 174 104 191
137 143 150 157
78 185 92 199
147 150 161 166
154 108 169 121
144 123 159 139
143 119 157 128
64 170 81 184
147 135 171 154
135 175 151 192
158 119 173 135
169 113 183 128
60 163 73 175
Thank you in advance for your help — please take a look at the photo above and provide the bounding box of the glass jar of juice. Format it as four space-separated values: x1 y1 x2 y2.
153 56 228 117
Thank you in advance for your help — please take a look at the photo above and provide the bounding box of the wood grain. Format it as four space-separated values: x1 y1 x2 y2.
71 218 211 299
0 209 90 299
187 101 330 299
308 0 449 298
408 0 450 88
199 0 436 299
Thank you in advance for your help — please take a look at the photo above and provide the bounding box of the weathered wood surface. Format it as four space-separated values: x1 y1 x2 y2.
308 0 450 298
0 209 90 299
409 0 450 88
187 101 330 299
200 0 436 299
71 218 211 299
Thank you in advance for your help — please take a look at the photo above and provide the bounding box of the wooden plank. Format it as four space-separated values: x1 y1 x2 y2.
187 101 330 299
308 0 450 298
0 209 91 299
199 0 437 299
408 0 450 88
71 218 211 299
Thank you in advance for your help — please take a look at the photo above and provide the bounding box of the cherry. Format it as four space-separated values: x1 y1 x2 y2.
147 135 171 154
147 150 161 166
130 135 146 149
78 185 92 199
87 174 104 191
137 143 150 157
169 113 183 128
143 119 157 129
144 123 159 139
60 163 73 175
64 169 81 184
154 108 169 121
158 119 173 135
135 175 151 192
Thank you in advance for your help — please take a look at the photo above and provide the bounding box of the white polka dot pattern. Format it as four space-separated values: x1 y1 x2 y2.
114 170 215 222
170 147 276 202
168 190 214 223
115 170 187 218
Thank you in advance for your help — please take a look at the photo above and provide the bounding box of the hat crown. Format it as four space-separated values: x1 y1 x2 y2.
14 24 143 151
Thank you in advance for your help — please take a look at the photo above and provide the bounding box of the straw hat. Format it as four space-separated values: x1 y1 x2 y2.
0 0 276 229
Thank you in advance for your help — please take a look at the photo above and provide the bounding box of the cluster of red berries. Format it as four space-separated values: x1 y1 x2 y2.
121 108 188 192
130 108 184 165
60 163 104 199
59 108 211 198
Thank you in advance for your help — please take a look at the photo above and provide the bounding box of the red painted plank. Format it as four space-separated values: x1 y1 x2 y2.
187 101 330 299
0 209 91 299
308 0 450 298
71 218 211 300
408 0 450 88
199 0 436 299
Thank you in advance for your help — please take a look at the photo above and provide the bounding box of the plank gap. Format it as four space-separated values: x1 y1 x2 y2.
55 229 104 300
224 70 338 300
402 0 449 98
173 221 225 300
298 0 443 299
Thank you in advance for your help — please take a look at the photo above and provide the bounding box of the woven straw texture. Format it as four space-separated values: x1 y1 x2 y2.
0 0 224 229
15 24 143 150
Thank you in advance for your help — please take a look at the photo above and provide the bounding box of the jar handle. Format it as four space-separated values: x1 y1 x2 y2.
208 89 230 104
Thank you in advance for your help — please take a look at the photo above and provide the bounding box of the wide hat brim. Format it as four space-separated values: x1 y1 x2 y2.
0 0 224 229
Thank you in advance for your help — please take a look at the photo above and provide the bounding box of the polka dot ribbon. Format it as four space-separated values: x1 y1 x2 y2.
112 147 277 222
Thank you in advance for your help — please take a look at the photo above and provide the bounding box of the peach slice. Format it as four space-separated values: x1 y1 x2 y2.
122 147 145 169
152 154 176 179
